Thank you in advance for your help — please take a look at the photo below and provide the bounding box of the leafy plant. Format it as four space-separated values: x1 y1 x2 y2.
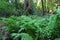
1 14 60 40
0 1 18 17
11 33 33 40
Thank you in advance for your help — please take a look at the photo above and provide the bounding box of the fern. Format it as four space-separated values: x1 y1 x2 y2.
1 15 60 40
11 33 33 40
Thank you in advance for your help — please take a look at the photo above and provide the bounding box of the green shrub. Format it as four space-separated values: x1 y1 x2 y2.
1 14 60 40
11 33 33 40
55 38 60 40
0 1 18 17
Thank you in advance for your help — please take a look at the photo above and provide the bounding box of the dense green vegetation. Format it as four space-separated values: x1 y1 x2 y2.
0 14 59 40
0 0 60 40
0 1 19 17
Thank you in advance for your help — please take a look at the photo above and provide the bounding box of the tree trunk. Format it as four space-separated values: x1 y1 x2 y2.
41 0 45 15
24 0 28 10
29 0 33 14
24 0 33 15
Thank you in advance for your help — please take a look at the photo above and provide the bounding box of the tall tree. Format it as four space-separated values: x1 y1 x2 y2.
24 0 28 10
24 0 33 15
29 0 33 14
41 0 45 15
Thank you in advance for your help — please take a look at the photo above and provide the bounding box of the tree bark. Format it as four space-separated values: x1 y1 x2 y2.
41 0 45 15
24 0 33 15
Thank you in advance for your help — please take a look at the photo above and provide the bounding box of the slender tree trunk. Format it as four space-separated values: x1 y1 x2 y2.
24 0 28 10
41 0 45 15
24 0 33 15
29 0 33 14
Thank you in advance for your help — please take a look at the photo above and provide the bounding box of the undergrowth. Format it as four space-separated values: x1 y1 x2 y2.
0 14 60 40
